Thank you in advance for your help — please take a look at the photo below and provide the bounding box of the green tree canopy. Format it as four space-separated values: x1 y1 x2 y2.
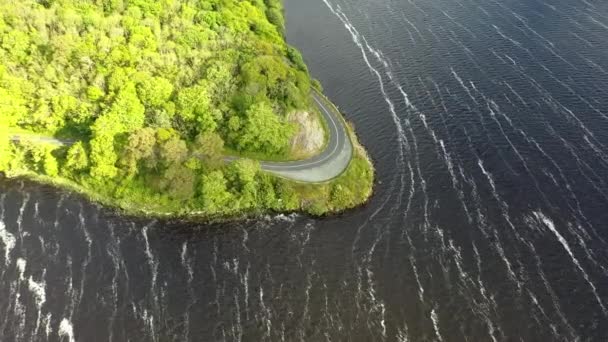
236 102 294 154
200 170 233 212
192 132 224 167
64 142 89 173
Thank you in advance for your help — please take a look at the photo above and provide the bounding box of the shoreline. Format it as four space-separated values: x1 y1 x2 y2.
2 98 374 222
0 0 375 221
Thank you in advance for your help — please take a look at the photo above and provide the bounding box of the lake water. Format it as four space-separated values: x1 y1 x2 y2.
2 0 608 340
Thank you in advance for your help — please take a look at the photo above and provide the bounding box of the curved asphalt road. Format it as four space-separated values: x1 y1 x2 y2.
9 92 353 183
255 92 353 182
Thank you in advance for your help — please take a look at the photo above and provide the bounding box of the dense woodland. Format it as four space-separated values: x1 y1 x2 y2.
0 0 373 216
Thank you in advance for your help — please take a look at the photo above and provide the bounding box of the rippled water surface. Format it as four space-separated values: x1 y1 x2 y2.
2 0 608 340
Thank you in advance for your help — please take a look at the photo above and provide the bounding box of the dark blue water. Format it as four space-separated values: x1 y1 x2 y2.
2 0 608 340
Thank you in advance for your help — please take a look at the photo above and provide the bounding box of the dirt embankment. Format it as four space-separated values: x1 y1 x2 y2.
288 111 324 159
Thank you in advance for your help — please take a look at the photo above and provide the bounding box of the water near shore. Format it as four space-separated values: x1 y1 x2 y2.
2 0 608 340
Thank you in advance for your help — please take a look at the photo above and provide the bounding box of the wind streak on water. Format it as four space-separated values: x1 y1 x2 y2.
533 212 608 316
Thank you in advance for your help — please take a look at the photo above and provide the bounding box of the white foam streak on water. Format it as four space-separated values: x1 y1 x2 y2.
141 224 160 320
492 24 528 53
324 2 408 154
476 159 520 240
572 32 595 47
16 257 26 280
542 69 608 122
396 321 409 342
181 241 194 284
588 15 608 31
525 70 608 157
489 48 508 65
460 169 488 241
417 109 474 227
403 118 431 236
472 242 501 342
492 89 608 248
325 1 420 273
210 241 221 316
554 132 608 202
452 71 520 178
258 286 272 339
523 240 578 339
430 308 444 342
451 68 478 105
582 56 608 75
482 100 557 211
357 39 434 232
43 313 52 339
64 255 76 320
399 12 424 41
16 194 29 244
409 253 425 304
28 272 47 335
492 97 595 224
77 206 92 310
583 135 608 168
58 318 75 342
13 292 26 340
360 229 388 339
467 169 525 293
440 139 472 223
406 0 429 17
533 212 608 316
526 290 560 340
242 263 250 321
142 309 157 342
459 131 524 291
0 221 15 267
232 290 243 342
511 10 555 47
105 222 124 342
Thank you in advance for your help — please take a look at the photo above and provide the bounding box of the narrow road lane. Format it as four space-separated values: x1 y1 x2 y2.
256 92 353 182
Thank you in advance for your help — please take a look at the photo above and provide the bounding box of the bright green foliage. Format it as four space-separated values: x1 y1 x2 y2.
264 0 285 34
64 142 89 173
200 170 232 212
0 129 13 171
176 82 219 132
89 134 118 180
226 159 260 208
43 149 59 177
106 83 146 133
0 0 373 218
328 155 374 210
237 102 294 154
287 47 308 72
19 142 59 176
135 75 174 109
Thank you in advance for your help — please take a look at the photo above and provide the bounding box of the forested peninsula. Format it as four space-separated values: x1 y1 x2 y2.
0 0 373 219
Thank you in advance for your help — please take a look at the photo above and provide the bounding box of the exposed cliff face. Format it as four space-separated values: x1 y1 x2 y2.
288 111 325 158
